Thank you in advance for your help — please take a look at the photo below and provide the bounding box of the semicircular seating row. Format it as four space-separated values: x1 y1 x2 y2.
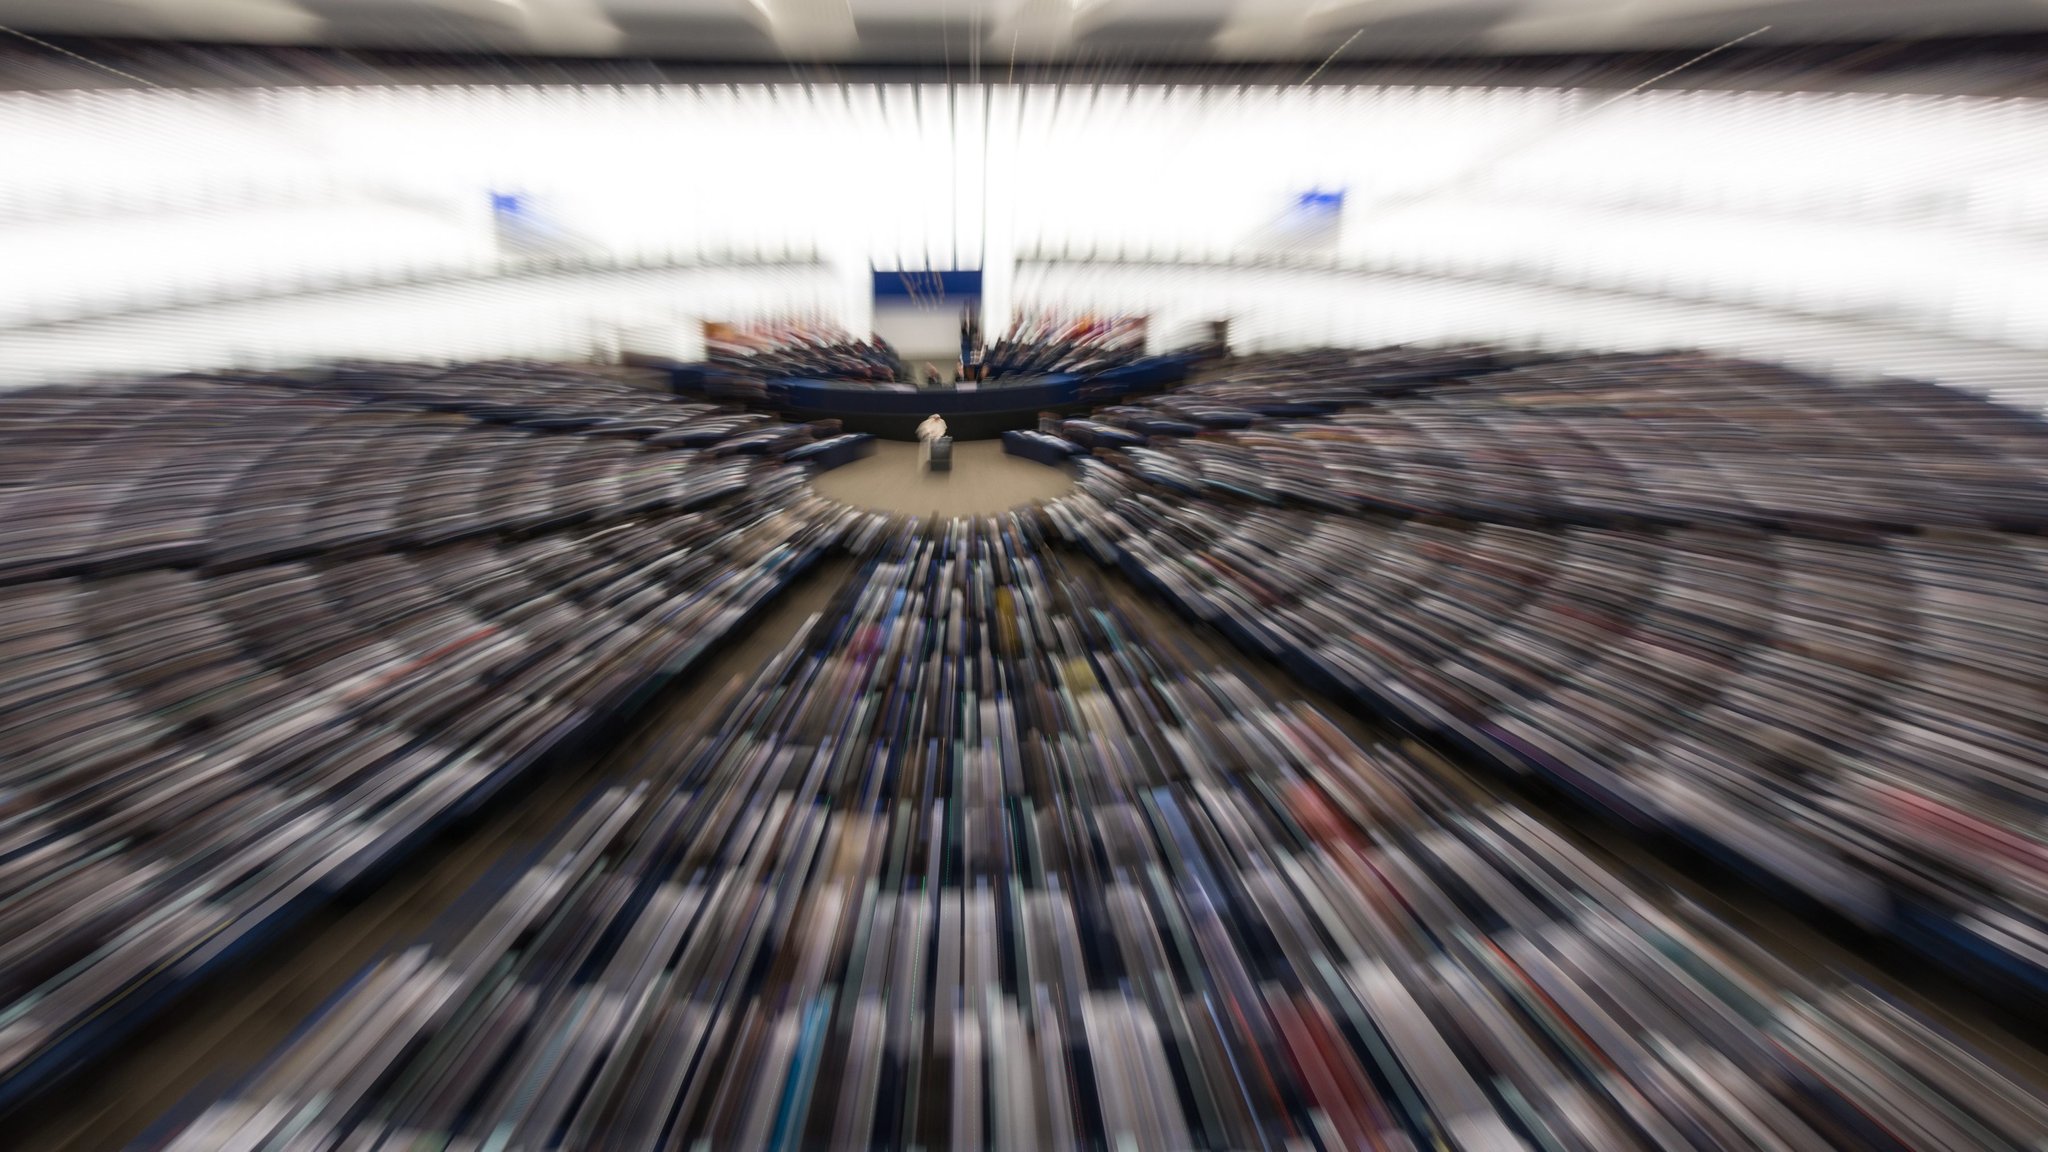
7 348 2048 1145
147 514 2048 1152
1043 347 2048 990
0 362 829 586
0 362 860 1107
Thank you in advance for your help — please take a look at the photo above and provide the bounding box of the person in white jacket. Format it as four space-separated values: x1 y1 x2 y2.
917 414 948 469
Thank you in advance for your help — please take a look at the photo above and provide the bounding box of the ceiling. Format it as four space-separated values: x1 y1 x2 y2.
2 0 2048 63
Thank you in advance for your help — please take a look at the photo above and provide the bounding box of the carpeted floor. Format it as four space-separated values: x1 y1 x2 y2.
807 439 1075 518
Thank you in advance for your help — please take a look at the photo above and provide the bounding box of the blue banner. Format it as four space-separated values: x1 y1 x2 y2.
873 269 982 304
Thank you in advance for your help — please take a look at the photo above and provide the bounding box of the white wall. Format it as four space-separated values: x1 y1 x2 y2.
872 305 965 361
0 263 835 386
2 82 2045 392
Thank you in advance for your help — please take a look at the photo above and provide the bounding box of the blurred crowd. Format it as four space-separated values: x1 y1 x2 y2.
707 319 906 384
0 359 852 1106
149 513 2048 1151
701 311 1154 396
985 311 1147 380
4 348 2048 1147
1048 347 2048 981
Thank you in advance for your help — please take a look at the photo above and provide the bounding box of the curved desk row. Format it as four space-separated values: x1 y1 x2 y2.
769 374 1082 439
665 353 1205 440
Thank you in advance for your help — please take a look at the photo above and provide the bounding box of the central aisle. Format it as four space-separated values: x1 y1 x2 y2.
807 439 1075 517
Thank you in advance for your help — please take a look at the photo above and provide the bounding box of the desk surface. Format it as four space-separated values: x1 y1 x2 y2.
665 353 1204 439
771 374 1085 416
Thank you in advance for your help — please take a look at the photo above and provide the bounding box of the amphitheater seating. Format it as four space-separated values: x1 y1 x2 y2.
1044 348 2048 992
142 515 2048 1151
8 349 2048 1143
0 361 861 1108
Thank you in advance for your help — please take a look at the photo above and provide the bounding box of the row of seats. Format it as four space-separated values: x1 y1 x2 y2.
1146 355 2048 533
983 334 1141 380
0 362 858 1108
1144 344 1518 407
10 349 2047 1140
331 359 806 448
1046 347 2048 989
0 363 817 586
708 336 905 383
150 515 2048 1152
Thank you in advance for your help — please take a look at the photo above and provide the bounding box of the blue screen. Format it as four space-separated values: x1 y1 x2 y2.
873 269 983 303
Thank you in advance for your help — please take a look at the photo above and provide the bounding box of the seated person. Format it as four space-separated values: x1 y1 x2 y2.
917 414 949 468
